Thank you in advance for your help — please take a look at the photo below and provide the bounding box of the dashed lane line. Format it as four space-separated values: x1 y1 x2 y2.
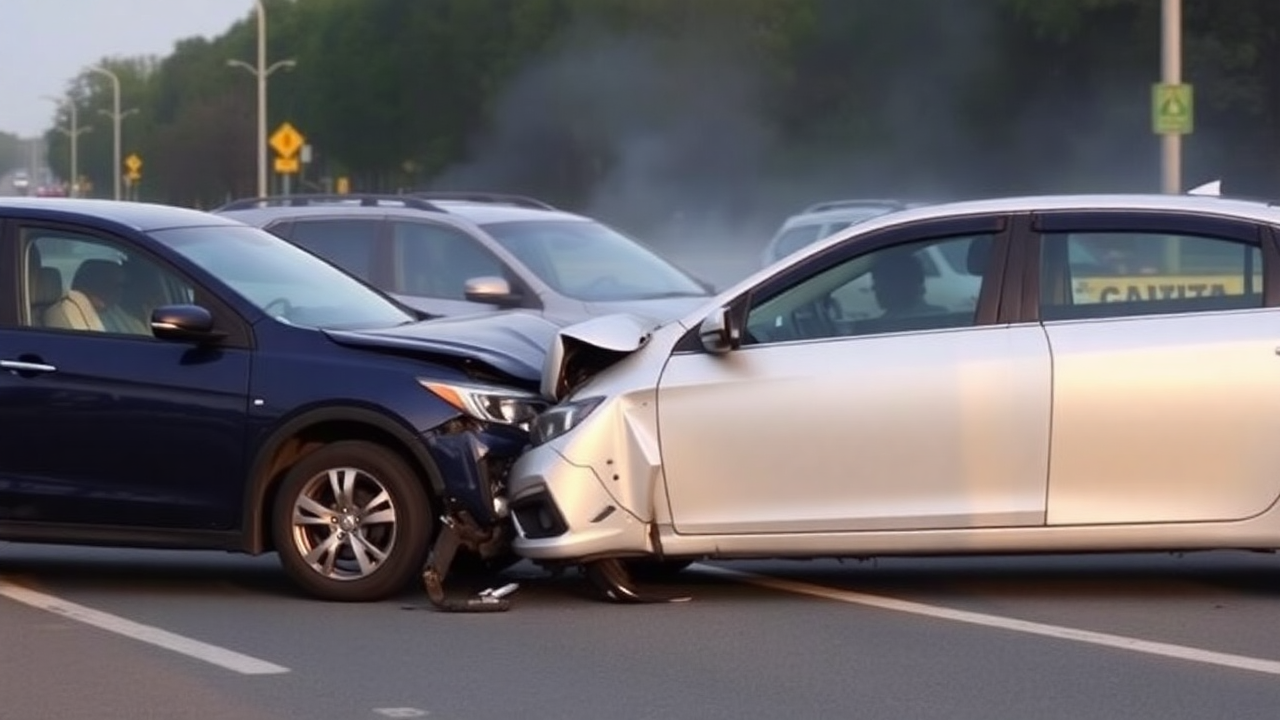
0 579 290 675
693 563 1280 677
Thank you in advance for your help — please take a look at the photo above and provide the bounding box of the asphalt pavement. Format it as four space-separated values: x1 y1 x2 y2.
4 544 1280 720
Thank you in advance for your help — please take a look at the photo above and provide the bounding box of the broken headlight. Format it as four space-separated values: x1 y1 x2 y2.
420 380 548 431
529 396 604 447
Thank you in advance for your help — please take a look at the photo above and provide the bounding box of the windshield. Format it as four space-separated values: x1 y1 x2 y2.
150 225 416 330
481 219 708 302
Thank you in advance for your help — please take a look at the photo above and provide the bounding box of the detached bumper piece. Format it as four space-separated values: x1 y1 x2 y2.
583 558 692 604
422 513 518 613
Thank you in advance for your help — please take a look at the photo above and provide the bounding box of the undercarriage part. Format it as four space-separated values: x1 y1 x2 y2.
422 513 517 612
583 557 693 604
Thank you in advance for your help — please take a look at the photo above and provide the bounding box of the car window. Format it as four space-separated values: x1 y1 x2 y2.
150 225 415 330
745 233 994 345
285 219 381 281
770 225 822 262
391 221 506 300
482 219 707 302
1039 231 1263 321
20 227 194 336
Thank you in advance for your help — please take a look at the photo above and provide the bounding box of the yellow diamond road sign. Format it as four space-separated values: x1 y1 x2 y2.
124 154 142 173
269 122 305 159
1152 83 1193 135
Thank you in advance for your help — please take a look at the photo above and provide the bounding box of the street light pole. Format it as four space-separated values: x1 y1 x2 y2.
43 94 91 197
228 0 296 197
1161 0 1182 194
88 66 138 201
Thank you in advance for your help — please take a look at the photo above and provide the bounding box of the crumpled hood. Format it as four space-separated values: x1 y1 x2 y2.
541 313 657 401
324 310 565 384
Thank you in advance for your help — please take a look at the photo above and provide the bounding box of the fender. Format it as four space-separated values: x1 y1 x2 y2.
240 403 448 553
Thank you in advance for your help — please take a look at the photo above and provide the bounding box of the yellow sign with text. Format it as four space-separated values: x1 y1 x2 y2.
274 156 300 174
1073 274 1262 303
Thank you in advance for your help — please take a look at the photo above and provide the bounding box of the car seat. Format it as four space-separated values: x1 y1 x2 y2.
43 259 122 332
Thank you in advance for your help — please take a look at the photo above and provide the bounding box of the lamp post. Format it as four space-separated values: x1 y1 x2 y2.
42 94 91 197
228 0 296 197
88 66 139 201
1161 0 1182 195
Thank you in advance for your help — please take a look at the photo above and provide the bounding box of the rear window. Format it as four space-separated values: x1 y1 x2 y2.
769 225 822 262
768 210 894 263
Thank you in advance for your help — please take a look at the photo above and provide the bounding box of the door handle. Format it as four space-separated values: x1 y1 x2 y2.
0 359 57 374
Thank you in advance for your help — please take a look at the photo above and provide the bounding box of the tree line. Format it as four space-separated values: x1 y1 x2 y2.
18 0 1280 241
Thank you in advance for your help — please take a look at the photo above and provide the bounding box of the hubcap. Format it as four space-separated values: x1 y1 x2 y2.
290 467 398 582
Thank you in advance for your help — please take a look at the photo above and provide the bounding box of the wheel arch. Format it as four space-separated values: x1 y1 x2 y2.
241 404 446 554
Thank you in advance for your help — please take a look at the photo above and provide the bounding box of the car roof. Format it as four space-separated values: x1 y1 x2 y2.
431 200 591 225
873 193 1280 224
214 197 594 228
780 193 1280 264
0 198 244 232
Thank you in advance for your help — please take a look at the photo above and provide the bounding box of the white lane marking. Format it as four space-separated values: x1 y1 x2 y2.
693 564 1280 676
0 579 290 675
373 709 430 718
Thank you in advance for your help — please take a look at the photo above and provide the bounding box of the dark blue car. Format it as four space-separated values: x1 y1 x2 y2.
0 198 558 602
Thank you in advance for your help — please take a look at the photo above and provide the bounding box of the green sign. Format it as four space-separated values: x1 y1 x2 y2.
1152 83 1193 135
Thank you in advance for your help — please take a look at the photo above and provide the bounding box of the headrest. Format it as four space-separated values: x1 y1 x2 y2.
33 267 63 306
72 259 125 297
966 236 994 275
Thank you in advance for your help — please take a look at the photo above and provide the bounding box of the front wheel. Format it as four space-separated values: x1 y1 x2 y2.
272 441 434 602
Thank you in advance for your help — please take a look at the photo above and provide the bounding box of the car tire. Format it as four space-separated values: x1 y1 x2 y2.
272 441 434 602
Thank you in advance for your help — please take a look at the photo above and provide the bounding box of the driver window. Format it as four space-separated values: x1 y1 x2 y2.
21 229 194 336
745 233 995 345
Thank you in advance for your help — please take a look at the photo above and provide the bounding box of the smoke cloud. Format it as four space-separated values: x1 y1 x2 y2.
430 3 1223 288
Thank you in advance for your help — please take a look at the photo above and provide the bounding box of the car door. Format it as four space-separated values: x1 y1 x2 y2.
1031 210 1280 526
0 221 253 530
656 214 1054 535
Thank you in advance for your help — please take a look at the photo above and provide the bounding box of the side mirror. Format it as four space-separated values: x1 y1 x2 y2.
464 276 523 307
150 304 226 344
699 306 741 355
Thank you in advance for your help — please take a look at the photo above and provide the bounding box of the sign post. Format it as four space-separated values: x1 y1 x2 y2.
269 121 304 196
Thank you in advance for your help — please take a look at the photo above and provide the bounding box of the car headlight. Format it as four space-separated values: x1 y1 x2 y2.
420 380 548 431
529 396 605 447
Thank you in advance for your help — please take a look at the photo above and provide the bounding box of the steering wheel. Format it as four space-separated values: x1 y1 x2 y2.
263 297 294 318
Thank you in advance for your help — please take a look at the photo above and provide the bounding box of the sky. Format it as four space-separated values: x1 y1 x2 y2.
1 0 256 138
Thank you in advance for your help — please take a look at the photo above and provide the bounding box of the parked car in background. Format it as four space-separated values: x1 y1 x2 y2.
0 197 560 603
214 192 714 325
502 193 1280 602
761 198 926 267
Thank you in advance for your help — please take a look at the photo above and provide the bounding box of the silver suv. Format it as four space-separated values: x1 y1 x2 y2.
215 193 713 324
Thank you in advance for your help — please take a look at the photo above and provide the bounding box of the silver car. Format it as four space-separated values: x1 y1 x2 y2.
215 193 714 325
503 193 1280 602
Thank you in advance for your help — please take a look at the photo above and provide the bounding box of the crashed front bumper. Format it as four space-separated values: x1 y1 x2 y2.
505 443 651 562
423 423 527 529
